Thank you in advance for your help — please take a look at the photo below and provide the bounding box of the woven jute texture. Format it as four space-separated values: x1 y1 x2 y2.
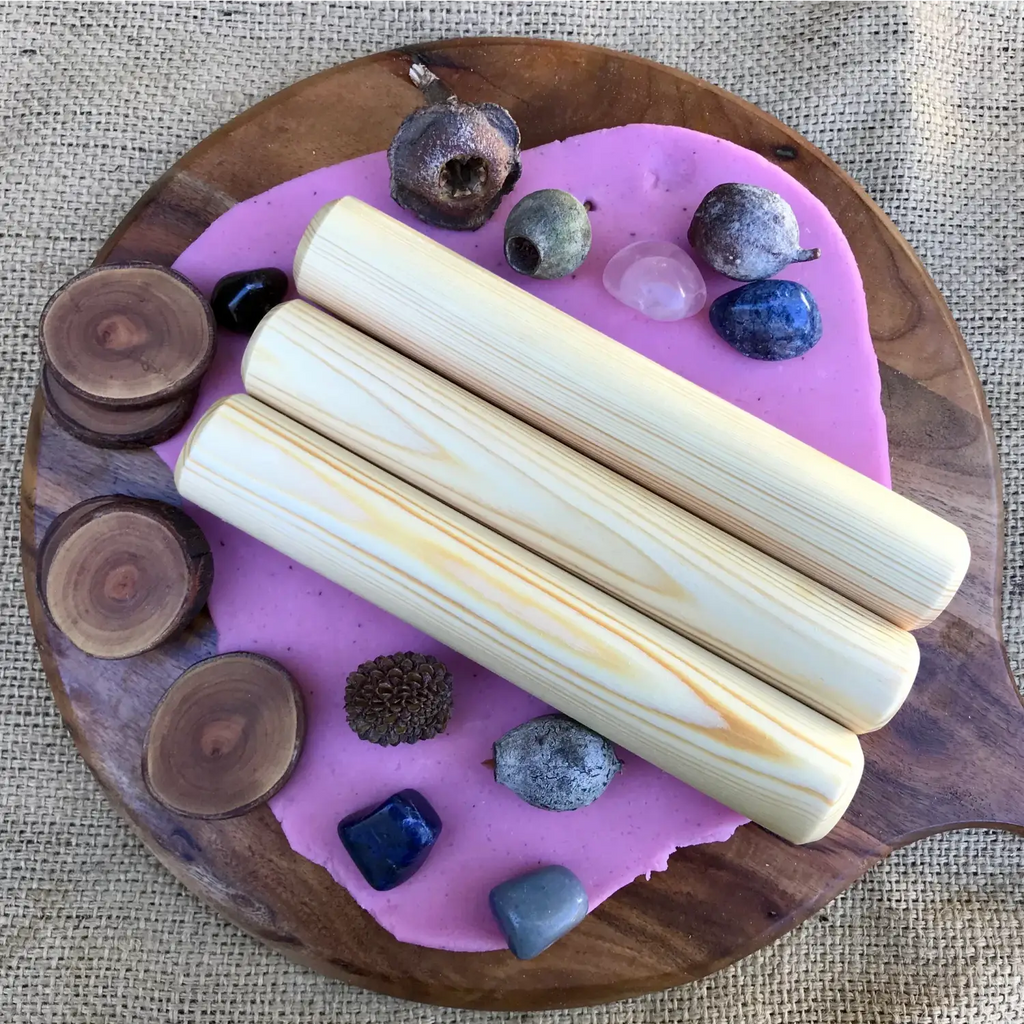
2 2 1022 1021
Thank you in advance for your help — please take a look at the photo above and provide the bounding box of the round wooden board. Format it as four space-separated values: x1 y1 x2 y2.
20 38 1024 1010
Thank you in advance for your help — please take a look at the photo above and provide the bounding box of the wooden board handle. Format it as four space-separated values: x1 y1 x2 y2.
176 394 864 844
243 299 919 734
293 197 970 631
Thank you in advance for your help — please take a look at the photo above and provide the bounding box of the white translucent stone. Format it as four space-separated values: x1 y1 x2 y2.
602 240 707 321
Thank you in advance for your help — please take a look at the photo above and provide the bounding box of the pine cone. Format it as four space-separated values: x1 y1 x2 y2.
345 652 453 746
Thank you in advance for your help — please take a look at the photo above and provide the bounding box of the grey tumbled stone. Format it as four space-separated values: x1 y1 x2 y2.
494 713 622 811
489 865 589 960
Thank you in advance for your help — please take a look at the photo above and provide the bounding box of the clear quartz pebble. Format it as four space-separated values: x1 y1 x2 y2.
602 240 708 321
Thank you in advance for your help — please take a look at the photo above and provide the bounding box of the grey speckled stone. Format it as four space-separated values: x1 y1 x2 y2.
494 714 622 811
489 865 589 960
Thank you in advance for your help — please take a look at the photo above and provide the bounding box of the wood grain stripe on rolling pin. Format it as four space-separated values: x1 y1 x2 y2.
242 300 919 734
292 197 970 630
176 395 864 844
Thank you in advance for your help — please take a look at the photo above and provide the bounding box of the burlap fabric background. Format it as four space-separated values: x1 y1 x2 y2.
2 2 1022 1021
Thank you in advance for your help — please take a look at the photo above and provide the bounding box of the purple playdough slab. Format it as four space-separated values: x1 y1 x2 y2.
155 124 889 952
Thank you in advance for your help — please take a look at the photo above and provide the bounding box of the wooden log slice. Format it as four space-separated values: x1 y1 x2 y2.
42 365 198 449
39 262 216 407
37 495 213 659
142 653 305 819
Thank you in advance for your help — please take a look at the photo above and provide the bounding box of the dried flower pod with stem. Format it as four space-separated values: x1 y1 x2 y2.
388 62 522 230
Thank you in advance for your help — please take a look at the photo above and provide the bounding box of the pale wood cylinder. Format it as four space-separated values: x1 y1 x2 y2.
176 394 864 844
293 197 970 631
243 299 919 734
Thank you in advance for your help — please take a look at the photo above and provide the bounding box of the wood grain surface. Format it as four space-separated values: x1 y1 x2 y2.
178 394 865 844
245 299 919 734
39 262 216 407
143 652 305 820
36 494 213 660
41 366 199 450
19 38 1024 1010
296 196 970 631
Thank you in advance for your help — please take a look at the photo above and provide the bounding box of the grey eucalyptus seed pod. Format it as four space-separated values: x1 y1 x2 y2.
503 189 592 280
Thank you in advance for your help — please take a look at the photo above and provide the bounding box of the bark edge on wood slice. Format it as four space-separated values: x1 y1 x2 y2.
142 652 306 819
42 365 198 449
37 495 214 659
39 262 216 407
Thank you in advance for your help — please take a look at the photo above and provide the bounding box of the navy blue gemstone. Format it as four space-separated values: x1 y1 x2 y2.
210 268 289 335
338 789 442 891
708 279 822 361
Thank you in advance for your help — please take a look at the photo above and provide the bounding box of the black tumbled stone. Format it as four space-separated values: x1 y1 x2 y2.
210 268 289 335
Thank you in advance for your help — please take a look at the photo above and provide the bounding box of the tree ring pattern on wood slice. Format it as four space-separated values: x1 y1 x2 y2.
42 365 199 449
39 262 216 407
37 495 214 659
142 652 306 819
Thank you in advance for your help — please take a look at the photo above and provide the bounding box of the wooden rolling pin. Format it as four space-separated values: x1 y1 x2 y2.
243 299 919 733
176 394 864 844
293 197 970 630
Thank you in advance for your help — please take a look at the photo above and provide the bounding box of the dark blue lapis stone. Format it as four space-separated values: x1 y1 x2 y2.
489 865 589 960
338 789 442 891
709 279 822 361
210 267 289 335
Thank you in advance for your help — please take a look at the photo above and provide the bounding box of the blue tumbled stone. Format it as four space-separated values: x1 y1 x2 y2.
489 865 589 960
338 788 442 891
709 279 822 361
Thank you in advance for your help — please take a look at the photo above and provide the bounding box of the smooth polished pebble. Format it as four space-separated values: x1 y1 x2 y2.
338 788 442 891
709 278 823 360
489 864 589 960
210 267 289 335
602 239 707 320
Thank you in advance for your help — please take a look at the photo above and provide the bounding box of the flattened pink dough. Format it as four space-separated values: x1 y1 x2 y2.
156 125 889 951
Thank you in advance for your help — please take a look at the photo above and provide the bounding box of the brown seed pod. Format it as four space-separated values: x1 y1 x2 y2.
345 651 453 746
387 63 521 231
687 183 821 282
